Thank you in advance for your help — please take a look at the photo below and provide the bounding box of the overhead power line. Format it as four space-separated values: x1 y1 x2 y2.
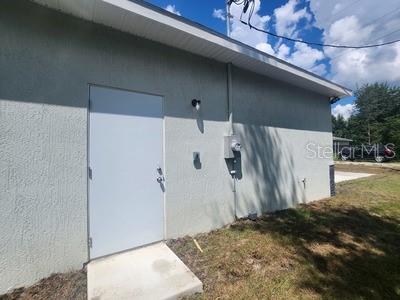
238 20 400 49
227 0 400 49
321 5 400 53
329 27 400 61
326 0 362 23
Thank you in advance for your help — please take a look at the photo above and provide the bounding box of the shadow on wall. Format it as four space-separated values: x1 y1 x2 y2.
1 0 330 233
2 0 330 132
229 65 331 218
234 124 304 217
194 110 204 134
224 151 242 180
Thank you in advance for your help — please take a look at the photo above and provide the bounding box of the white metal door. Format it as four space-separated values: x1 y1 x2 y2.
89 86 164 259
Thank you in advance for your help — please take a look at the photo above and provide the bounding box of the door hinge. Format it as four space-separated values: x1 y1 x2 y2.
88 167 92 180
88 237 93 248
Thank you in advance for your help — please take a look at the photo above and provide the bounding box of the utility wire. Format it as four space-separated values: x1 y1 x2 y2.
362 6 400 29
329 27 400 61
228 0 400 49
326 0 362 24
325 5 400 54
239 20 400 49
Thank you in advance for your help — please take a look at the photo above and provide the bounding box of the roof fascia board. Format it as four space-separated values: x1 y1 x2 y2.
105 0 352 97
30 0 352 97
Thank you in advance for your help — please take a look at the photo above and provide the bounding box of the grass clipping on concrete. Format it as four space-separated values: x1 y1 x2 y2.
168 166 400 299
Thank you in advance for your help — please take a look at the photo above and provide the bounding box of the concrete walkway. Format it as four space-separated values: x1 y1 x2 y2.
335 161 400 170
335 171 373 183
87 242 202 300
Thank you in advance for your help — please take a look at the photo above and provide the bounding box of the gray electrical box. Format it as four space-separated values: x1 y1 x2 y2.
224 135 242 158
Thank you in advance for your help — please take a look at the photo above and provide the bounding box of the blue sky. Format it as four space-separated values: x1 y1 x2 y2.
145 0 400 120
146 0 291 35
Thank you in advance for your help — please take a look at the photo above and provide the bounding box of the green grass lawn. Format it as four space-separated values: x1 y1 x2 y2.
169 167 400 299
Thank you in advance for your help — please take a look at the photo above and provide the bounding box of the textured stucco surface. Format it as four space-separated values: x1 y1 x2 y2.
0 0 232 293
1 0 332 293
232 68 333 217
0 100 87 292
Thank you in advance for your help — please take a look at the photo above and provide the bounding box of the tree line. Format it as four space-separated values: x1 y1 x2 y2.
332 83 400 153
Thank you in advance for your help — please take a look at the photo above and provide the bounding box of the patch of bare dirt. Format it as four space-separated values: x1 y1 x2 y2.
0 270 86 300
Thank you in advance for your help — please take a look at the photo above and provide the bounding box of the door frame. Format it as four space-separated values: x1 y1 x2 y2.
86 83 167 261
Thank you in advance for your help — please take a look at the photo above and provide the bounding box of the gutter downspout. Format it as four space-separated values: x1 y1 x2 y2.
227 63 233 136
226 4 237 220
227 62 237 220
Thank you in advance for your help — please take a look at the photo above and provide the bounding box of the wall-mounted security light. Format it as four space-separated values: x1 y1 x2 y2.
192 99 201 111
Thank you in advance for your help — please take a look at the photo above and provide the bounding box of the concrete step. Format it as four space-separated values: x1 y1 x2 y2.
87 242 202 300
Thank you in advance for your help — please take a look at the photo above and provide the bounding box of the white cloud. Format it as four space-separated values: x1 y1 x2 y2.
275 42 326 76
309 0 400 87
213 0 400 86
256 42 275 55
259 0 325 74
289 43 325 70
165 4 181 16
212 8 226 21
210 0 400 88
330 44 400 86
273 0 311 37
332 103 355 120
310 63 327 77
324 16 374 46
215 1 323 75
276 43 291 59
221 0 273 50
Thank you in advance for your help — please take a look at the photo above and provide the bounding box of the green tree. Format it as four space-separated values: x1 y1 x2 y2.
332 114 347 138
332 83 400 160
354 83 400 144
380 115 400 149
346 115 368 145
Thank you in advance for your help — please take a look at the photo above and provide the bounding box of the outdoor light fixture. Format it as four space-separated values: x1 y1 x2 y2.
192 99 201 111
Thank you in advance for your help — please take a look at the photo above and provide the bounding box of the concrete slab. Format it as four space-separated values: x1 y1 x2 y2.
87 242 202 300
335 171 373 183
335 161 400 170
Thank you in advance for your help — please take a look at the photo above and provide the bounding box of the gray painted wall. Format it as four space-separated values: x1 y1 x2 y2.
0 0 332 293
0 100 87 293
232 68 333 217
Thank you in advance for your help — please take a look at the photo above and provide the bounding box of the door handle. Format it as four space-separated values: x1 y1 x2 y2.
157 166 162 173
156 165 164 183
